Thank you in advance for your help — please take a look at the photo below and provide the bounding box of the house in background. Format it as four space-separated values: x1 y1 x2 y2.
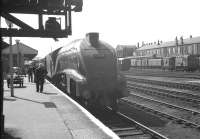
116 45 137 58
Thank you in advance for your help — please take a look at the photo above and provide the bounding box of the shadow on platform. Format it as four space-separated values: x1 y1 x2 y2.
4 97 17 101
7 86 27 89
42 92 58 95
3 128 22 139
14 96 43 104
3 133 21 139
4 89 10 92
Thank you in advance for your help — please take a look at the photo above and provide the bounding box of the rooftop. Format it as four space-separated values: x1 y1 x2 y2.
138 36 200 51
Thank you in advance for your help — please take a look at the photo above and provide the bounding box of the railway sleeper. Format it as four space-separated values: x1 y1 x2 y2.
112 127 137 132
116 131 146 138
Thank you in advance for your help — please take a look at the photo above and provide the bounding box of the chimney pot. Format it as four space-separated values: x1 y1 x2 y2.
157 40 160 45
142 41 144 46
180 36 184 45
175 36 178 46
137 42 139 48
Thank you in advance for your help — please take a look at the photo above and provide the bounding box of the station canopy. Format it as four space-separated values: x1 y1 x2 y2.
1 41 9 49
2 41 38 60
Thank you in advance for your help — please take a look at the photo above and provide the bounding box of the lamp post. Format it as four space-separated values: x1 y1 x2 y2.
5 20 14 97
9 25 14 97
16 40 20 67
0 16 4 138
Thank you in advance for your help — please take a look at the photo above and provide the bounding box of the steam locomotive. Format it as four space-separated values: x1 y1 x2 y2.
45 33 128 110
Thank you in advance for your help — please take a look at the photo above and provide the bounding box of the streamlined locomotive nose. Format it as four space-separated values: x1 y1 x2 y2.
88 72 116 93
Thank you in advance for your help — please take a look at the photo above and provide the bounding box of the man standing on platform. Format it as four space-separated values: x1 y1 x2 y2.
27 66 33 82
32 66 36 82
35 63 47 93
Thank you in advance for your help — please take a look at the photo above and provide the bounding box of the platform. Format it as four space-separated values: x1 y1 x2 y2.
3 77 119 139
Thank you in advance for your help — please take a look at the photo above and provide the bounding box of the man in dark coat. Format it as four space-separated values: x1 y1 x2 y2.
35 63 48 93
27 66 33 82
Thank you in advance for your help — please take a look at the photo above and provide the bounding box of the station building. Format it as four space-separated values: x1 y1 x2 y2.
2 40 38 76
116 45 137 58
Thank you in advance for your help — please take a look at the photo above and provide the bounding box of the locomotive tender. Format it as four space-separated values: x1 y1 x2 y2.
45 33 128 109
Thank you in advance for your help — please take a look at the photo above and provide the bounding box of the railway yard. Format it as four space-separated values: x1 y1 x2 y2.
48 68 199 138
50 66 200 139
109 68 200 139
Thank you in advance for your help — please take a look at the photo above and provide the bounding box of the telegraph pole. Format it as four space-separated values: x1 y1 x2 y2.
16 40 20 67
9 26 14 97
6 20 14 97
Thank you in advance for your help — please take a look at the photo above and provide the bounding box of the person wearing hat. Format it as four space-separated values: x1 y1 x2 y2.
35 63 48 93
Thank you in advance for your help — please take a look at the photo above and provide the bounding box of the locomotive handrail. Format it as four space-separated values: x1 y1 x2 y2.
62 69 86 82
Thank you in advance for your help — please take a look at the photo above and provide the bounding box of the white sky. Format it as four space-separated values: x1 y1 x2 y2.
1 0 200 58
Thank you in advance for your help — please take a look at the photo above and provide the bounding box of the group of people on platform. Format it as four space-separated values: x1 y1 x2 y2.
27 63 48 93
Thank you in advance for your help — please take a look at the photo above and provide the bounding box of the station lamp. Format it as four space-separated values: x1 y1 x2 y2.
45 17 61 32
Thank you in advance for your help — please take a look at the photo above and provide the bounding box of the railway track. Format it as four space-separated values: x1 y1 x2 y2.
128 89 200 115
122 91 200 129
88 107 169 139
120 98 200 129
123 69 200 79
117 72 200 138
127 81 200 105
125 75 200 91
118 74 200 128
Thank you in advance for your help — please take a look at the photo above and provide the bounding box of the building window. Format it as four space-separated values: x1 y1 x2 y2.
168 47 172 55
157 49 160 56
177 46 180 55
197 43 200 54
173 47 175 55
193 44 197 54
188 45 192 54
184 46 188 55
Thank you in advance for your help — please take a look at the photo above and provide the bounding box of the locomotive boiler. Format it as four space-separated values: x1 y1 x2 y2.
45 33 128 110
